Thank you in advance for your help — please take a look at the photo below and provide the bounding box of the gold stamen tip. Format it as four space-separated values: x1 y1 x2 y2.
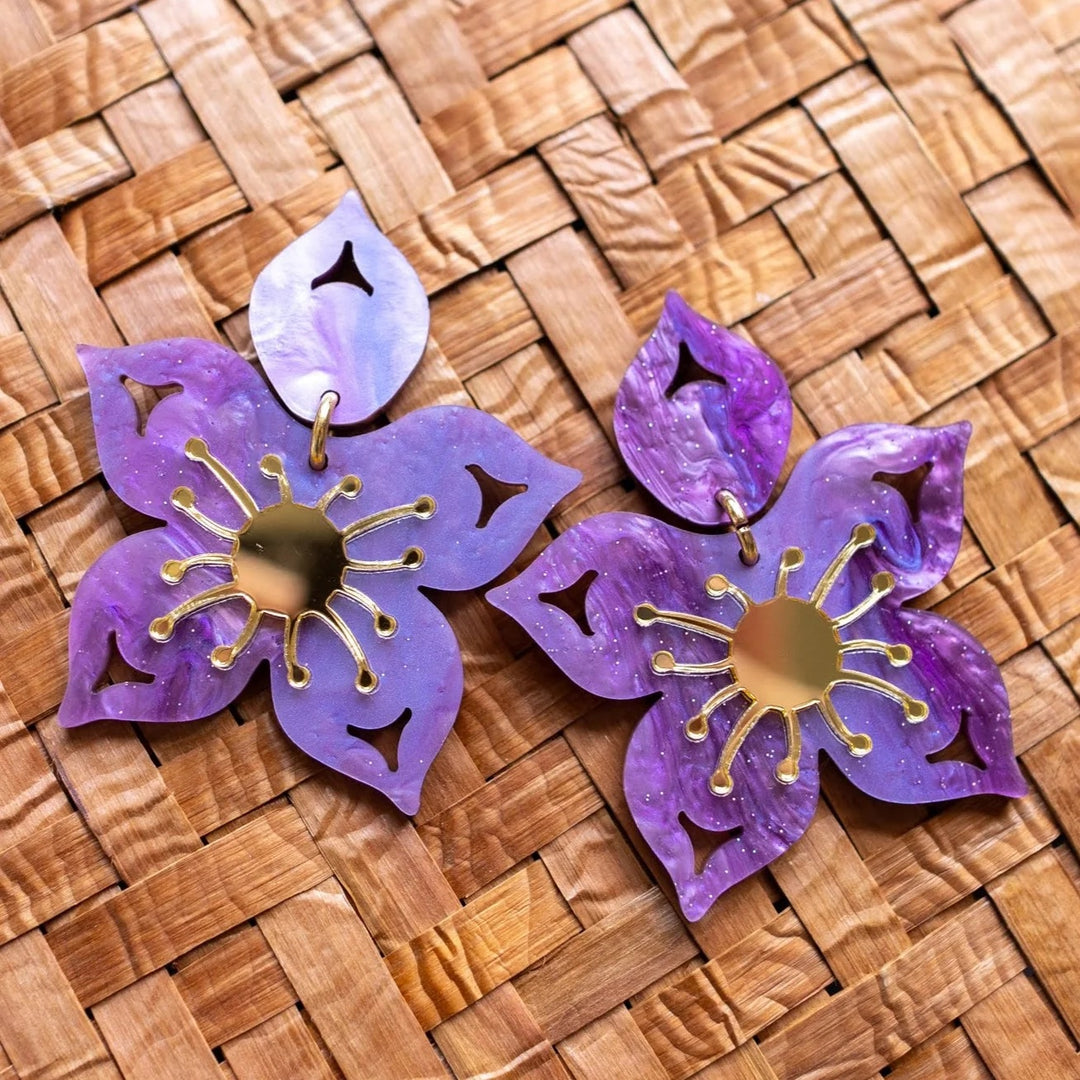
171 486 195 509
260 453 283 475
705 574 729 597
375 613 397 637
849 733 873 756
871 571 895 593
886 643 912 665
414 495 436 517
634 603 658 625
288 664 311 689
149 616 174 642
709 770 734 797
651 650 676 673
780 547 805 570
185 437 208 459
210 645 236 670
340 476 361 498
161 560 184 584
776 758 799 784
684 714 709 742
402 547 425 569
905 699 929 723
852 523 876 546
357 669 378 694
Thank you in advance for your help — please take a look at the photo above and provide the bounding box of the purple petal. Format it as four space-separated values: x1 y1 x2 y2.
626 684 820 921
769 422 970 601
811 603 1025 801
250 191 429 424
488 512 721 699
614 292 792 525
59 529 273 727
79 338 302 536
331 406 580 592
270 584 462 816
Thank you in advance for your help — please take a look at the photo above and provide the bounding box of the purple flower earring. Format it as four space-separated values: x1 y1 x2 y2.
60 193 579 815
489 292 1025 922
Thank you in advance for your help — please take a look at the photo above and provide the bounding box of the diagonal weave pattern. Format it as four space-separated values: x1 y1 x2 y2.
0 0 1078 1076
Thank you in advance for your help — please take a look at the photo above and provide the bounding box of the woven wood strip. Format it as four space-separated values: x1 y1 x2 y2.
1 0 1079 1076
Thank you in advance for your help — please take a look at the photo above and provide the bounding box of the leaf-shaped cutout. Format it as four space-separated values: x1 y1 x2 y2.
250 191 430 425
614 292 792 525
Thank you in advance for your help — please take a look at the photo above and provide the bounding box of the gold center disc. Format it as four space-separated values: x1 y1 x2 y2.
730 596 841 710
234 502 348 617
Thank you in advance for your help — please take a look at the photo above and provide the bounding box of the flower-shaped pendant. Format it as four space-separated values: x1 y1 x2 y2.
491 292 1025 921
60 194 578 815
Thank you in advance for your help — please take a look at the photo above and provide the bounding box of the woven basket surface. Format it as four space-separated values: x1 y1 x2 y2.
1 0 1079 1076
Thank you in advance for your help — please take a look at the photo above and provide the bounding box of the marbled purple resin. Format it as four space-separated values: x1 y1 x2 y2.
614 292 792 525
250 191 430 424
492 308 1025 921
60 342 578 816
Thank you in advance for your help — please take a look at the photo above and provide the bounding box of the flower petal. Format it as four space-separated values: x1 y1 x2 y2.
625 681 820 921
79 338 303 534
328 405 580 592
250 191 429 424
809 603 1026 801
614 292 792 525
489 511 728 699
768 421 970 600
269 582 462 815
59 529 273 727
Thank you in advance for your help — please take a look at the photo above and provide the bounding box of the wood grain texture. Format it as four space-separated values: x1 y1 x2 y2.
423 47 604 187
0 0 1076 1074
0 13 167 145
63 141 246 285
50 803 330 1004
259 879 448 1080
0 119 130 237
385 860 579 1029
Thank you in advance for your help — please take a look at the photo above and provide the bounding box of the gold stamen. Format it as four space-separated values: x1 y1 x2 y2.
347 547 425 573
170 487 238 541
711 702 767 795
259 454 293 504
652 651 732 677
161 552 232 583
285 615 310 688
819 693 873 755
684 682 744 743
839 640 912 666
633 603 733 642
317 474 362 511
776 710 801 784
831 571 895 628
311 606 378 693
185 437 258 519
832 669 927 721
149 583 248 642
339 583 397 637
775 547 804 597
810 523 876 608
210 600 262 670
704 573 752 609
343 497 436 541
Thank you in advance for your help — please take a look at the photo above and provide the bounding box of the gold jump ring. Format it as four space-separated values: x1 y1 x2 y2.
717 489 759 567
309 390 338 471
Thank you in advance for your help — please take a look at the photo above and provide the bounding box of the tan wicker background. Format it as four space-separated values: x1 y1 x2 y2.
0 0 1078 1076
